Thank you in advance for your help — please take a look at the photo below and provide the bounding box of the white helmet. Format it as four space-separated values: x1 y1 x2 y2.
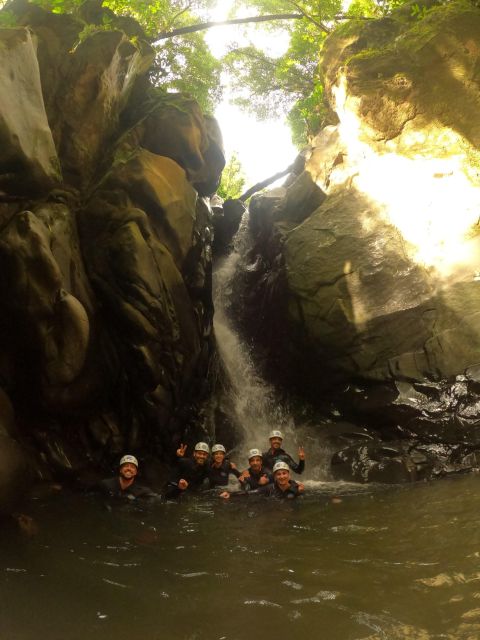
119 454 138 468
248 448 262 460
273 461 290 474
194 442 210 453
269 430 283 440
211 444 226 453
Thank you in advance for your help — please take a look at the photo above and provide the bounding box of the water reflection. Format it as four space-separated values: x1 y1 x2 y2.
2 475 480 639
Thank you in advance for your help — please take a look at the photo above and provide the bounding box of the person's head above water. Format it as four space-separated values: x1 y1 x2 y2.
272 460 290 488
248 448 263 472
119 454 138 480
269 430 283 450
193 442 210 464
211 444 226 465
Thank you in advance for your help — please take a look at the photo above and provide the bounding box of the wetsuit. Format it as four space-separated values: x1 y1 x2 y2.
262 447 305 474
165 458 209 499
99 477 156 501
208 460 241 487
239 466 273 491
257 479 302 500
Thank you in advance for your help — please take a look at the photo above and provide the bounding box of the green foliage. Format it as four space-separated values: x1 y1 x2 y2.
0 8 16 25
0 0 426 142
217 153 246 200
29 0 83 13
411 2 431 18
5 0 222 114
409 1 450 20
224 0 423 145
102 0 217 37
347 0 385 17
151 33 222 113
77 20 114 43
223 14 328 147
287 82 326 146
103 1 222 113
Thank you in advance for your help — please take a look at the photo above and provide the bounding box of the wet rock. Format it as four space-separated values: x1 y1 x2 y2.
0 1 232 482
8 2 83 121
0 209 91 388
273 170 326 225
192 116 226 197
0 27 60 193
330 440 441 483
330 435 480 483
58 30 154 186
331 442 418 483
0 388 16 437
0 434 31 515
99 150 198 268
233 2 480 467
322 421 376 447
306 126 347 191
140 95 209 176
212 198 246 257
466 364 480 394
79 198 202 435
87 414 123 453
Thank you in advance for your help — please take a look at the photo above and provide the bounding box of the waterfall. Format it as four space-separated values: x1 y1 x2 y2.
212 215 330 481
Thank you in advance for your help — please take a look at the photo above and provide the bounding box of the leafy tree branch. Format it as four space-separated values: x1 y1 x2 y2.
154 13 305 41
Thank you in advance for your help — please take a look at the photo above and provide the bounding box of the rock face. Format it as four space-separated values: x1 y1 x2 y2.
234 0 480 481
0 2 227 508
0 27 61 192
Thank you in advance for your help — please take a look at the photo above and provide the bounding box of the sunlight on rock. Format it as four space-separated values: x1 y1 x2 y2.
332 76 480 277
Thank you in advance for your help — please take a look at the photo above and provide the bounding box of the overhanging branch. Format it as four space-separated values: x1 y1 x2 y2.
239 163 295 202
154 13 304 42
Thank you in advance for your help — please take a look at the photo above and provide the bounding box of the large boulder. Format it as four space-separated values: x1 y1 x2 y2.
57 30 154 186
0 2 228 496
129 95 226 197
233 0 480 465
286 0 480 385
0 208 91 390
100 149 198 268
0 27 61 193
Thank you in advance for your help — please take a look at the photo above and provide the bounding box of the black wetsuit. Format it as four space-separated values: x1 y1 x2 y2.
257 479 302 500
208 460 241 487
165 458 209 499
262 447 305 474
239 466 273 491
99 477 156 500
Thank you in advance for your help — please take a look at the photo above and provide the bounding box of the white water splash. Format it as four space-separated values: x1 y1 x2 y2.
213 217 295 454
212 216 331 479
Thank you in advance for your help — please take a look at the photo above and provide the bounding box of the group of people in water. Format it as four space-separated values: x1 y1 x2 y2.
99 430 306 502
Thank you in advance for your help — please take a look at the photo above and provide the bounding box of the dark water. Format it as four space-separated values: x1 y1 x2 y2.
2 476 480 640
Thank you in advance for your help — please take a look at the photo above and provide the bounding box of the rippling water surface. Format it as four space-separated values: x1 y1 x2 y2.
2 475 480 639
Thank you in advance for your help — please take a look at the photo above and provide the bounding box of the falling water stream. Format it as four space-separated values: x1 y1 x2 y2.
2 217 480 640
212 216 331 481
213 219 296 450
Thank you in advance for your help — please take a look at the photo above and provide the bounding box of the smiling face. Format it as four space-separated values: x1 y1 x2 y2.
212 451 225 465
119 462 138 480
269 437 283 450
274 468 290 489
193 450 209 465
249 455 263 472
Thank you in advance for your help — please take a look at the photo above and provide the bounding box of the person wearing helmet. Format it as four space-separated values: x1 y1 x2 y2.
238 449 272 491
258 461 304 499
99 455 157 500
262 430 305 475
208 444 241 487
165 442 211 499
